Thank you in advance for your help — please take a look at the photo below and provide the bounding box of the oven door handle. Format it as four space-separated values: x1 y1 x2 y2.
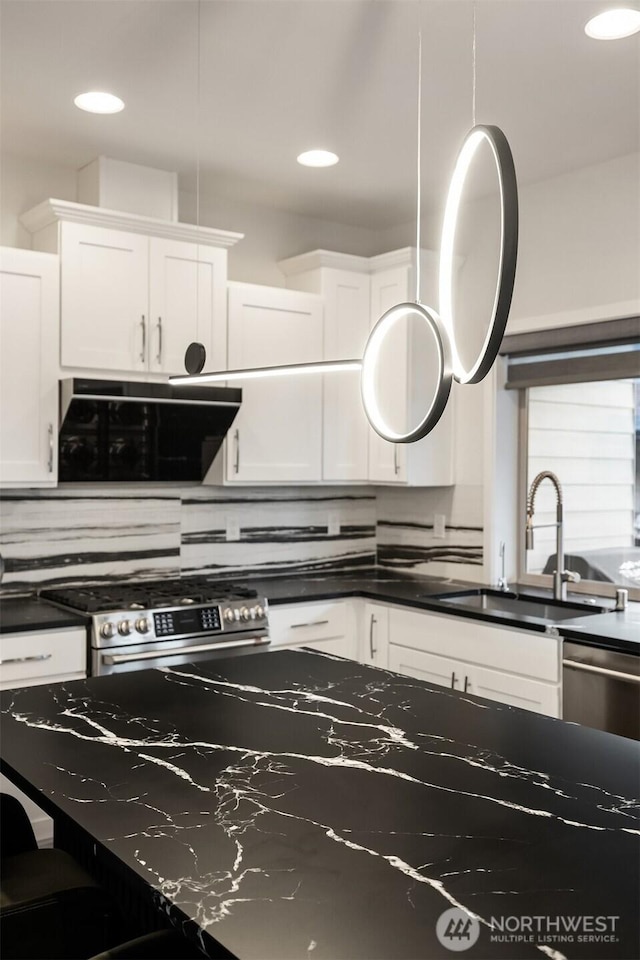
562 659 640 684
102 636 270 665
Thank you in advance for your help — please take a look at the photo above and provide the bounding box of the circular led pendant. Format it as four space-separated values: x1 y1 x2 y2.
361 302 452 443
439 124 518 384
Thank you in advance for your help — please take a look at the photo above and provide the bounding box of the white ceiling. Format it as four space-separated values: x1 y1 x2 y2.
1 0 639 228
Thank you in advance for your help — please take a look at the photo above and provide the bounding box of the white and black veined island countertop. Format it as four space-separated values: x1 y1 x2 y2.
1 650 638 960
1 569 638 655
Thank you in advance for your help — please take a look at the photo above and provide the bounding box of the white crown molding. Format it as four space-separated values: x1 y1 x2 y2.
368 247 415 271
279 246 439 277
278 249 371 276
20 199 244 249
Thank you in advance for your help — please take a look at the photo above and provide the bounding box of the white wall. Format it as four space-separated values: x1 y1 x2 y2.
0 153 78 249
179 190 380 287
0 152 381 284
376 151 640 331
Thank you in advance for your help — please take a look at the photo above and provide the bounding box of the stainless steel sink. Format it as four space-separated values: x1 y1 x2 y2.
435 590 608 623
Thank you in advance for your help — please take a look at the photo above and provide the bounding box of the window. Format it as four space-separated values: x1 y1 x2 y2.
502 318 640 600
523 378 639 593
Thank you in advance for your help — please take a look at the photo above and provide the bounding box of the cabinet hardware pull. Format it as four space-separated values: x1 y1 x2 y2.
234 428 240 474
103 637 270 666
369 614 377 658
464 675 469 692
47 423 54 473
140 314 146 362
393 446 399 475
291 619 330 629
157 317 162 364
563 659 640 684
450 671 456 688
0 653 52 666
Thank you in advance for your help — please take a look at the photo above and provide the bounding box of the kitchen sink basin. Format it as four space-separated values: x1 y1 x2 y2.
435 590 608 623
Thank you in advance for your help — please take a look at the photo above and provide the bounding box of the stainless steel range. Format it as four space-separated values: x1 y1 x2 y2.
40 578 270 676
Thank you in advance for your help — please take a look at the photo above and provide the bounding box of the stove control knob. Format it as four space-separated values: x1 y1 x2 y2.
135 617 150 634
224 608 235 624
249 606 257 620
101 622 116 640
118 619 131 636
240 606 250 621
255 604 265 620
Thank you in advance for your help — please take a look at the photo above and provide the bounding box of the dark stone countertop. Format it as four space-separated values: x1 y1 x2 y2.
0 568 637 654
242 570 640 656
0 595 87 635
0 650 638 960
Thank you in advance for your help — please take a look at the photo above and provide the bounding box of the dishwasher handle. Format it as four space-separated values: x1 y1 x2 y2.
563 659 640 684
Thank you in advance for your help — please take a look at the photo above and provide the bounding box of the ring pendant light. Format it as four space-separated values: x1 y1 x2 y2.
172 9 518 445
438 124 518 384
360 302 452 443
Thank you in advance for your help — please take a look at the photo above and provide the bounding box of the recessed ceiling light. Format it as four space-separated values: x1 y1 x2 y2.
74 91 125 114
585 7 640 39
297 150 339 168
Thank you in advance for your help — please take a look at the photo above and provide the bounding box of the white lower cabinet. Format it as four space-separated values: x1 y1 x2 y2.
0 626 87 846
387 606 561 717
268 600 358 660
360 601 389 667
387 645 561 716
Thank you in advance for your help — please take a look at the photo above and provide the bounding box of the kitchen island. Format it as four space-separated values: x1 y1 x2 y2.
1 650 638 960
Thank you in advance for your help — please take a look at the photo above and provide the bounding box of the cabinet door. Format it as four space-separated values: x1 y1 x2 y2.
362 602 389 667
388 644 463 690
368 266 410 482
0 248 58 486
323 270 370 481
466 663 561 717
226 284 323 483
148 239 227 375
388 644 560 717
60 222 149 372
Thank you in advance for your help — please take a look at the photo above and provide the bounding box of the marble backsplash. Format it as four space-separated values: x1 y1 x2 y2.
0 484 483 595
0 486 377 595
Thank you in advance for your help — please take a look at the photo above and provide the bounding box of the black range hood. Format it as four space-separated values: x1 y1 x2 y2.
58 378 242 483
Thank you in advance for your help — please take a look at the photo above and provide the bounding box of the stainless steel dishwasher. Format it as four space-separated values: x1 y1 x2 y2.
563 641 640 741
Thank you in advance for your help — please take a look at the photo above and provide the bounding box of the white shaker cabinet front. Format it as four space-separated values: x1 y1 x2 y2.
224 282 324 483
22 199 239 379
148 239 227 375
0 248 59 487
0 624 87 846
60 221 149 372
367 264 412 483
387 606 561 717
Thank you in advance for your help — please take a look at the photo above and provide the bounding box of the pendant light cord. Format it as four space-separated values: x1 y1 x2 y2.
196 0 201 232
472 1 477 126
415 28 422 304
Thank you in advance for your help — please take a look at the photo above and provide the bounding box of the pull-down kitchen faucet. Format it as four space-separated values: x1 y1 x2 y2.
525 470 580 602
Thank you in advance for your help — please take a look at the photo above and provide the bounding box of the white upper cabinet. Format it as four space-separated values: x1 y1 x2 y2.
278 251 371 482
60 221 149 372
224 282 324 483
21 199 241 378
281 247 455 487
367 260 412 483
148 239 227 375
0 248 59 487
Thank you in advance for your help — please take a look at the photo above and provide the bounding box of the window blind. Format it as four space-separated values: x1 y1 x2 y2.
501 316 640 389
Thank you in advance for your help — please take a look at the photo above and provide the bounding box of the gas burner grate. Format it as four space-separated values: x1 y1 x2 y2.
40 577 259 613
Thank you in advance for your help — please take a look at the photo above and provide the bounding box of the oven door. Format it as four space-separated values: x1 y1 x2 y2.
92 633 270 676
